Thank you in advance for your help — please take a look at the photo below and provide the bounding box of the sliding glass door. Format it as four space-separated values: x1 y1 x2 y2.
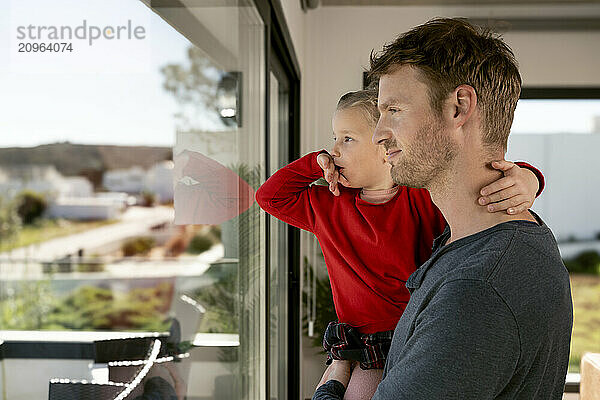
268 54 291 400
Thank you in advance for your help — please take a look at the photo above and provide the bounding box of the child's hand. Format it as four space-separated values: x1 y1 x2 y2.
317 153 342 196
478 160 539 215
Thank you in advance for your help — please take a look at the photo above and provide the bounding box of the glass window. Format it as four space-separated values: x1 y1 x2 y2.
269 67 290 400
0 1 267 398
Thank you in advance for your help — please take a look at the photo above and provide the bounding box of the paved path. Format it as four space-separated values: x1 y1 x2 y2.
0 206 174 262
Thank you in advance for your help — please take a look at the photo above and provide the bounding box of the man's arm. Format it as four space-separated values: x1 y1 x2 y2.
255 151 328 232
372 279 520 400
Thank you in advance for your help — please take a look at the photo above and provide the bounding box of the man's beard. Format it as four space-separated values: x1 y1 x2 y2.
389 118 458 190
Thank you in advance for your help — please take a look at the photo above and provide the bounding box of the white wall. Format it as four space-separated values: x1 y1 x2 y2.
301 4 600 152
507 133 600 242
280 0 306 69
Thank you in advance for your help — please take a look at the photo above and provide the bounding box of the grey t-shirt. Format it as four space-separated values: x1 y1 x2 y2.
373 214 573 399
314 214 573 400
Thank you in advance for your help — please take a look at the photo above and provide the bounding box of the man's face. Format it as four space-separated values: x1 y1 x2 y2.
373 65 458 189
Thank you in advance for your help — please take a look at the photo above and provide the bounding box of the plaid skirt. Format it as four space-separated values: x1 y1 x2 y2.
323 321 394 370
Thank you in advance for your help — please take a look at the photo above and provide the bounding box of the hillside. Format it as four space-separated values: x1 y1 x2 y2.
0 142 172 174
0 142 172 188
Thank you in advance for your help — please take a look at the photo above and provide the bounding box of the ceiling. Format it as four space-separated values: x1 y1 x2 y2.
321 0 600 5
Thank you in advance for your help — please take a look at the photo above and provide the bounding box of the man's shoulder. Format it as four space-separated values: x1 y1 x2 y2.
440 221 570 318
439 220 566 285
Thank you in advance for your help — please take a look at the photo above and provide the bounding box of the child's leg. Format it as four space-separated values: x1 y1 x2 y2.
343 367 383 400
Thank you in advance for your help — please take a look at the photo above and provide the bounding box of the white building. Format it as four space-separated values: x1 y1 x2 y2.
0 164 67 199
144 160 174 203
102 166 146 193
103 163 174 203
0 164 131 220
62 176 93 198
47 197 122 220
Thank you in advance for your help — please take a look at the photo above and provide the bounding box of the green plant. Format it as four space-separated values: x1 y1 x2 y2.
564 250 600 275
302 255 337 349
209 225 222 242
15 190 47 225
186 233 214 254
75 254 106 272
140 190 156 207
193 263 238 333
45 283 173 331
76 261 106 273
122 236 155 257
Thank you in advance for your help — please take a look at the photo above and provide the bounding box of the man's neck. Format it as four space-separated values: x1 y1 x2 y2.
428 156 537 245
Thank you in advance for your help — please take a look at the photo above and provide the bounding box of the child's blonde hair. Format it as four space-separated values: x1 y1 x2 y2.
336 89 379 127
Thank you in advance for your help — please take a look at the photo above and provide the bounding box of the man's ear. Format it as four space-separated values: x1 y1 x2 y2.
452 84 477 129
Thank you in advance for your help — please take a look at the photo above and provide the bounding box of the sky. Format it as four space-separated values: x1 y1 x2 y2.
0 0 598 149
0 0 191 147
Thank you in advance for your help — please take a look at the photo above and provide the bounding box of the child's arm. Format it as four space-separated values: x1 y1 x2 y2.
312 360 352 400
255 151 329 232
478 160 545 215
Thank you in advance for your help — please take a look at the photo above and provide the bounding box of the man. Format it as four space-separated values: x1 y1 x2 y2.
313 18 572 400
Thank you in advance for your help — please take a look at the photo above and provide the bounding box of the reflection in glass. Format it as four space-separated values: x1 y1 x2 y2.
0 1 266 399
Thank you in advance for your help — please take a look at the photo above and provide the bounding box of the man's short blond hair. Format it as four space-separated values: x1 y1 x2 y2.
369 18 522 151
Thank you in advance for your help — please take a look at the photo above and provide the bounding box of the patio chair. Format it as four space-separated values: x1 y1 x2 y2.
48 294 204 399
49 339 163 400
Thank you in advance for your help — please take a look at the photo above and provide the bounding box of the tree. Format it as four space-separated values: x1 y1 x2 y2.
161 46 225 132
16 190 47 225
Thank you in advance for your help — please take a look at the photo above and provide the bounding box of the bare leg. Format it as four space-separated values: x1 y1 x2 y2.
343 367 383 400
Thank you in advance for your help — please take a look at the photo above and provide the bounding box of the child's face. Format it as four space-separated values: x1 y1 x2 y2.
331 107 392 190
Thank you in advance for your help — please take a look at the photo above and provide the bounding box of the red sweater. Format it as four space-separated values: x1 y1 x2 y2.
255 151 544 334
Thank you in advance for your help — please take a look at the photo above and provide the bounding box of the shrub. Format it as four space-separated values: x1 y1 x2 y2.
302 256 337 349
76 254 106 272
16 190 47 225
193 264 237 333
209 225 222 242
186 234 213 254
44 283 173 331
122 237 155 257
564 250 600 275
76 262 105 273
140 191 156 207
